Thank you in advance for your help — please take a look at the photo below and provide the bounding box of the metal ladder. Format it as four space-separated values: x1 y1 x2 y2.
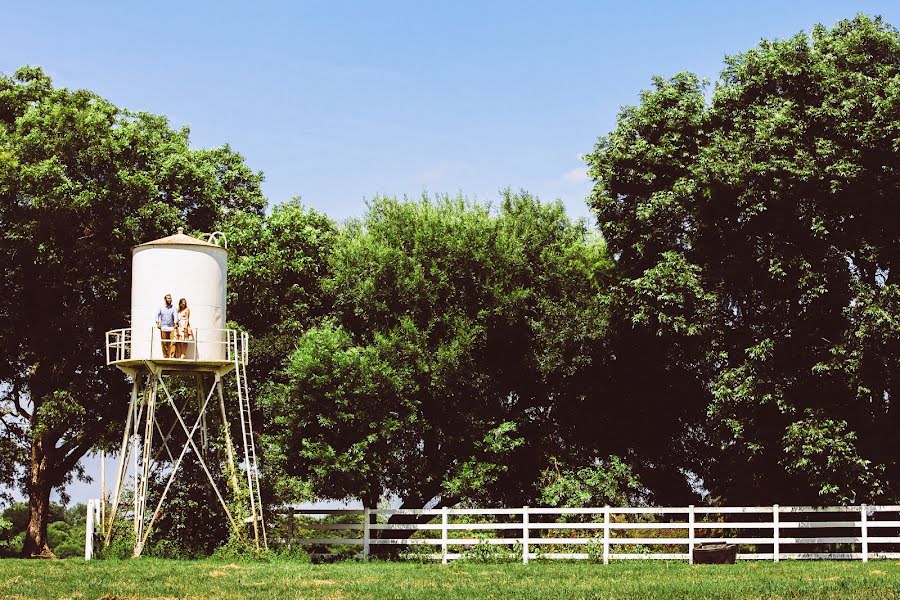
234 343 267 549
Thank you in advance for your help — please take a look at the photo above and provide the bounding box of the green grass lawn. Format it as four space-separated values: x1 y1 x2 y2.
2 559 899 599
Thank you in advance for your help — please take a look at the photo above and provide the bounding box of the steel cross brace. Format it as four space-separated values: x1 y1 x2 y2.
134 371 239 556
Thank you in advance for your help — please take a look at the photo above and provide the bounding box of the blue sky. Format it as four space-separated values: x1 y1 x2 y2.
3 1 900 504
5 1 899 226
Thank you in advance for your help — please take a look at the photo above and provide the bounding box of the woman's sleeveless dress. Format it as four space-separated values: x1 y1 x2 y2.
177 309 192 340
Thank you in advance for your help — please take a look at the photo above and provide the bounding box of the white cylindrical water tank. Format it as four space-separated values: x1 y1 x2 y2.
130 228 228 361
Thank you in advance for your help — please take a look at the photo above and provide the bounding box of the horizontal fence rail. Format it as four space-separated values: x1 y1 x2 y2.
271 505 900 563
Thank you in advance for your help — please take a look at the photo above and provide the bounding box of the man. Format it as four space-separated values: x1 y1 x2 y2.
156 294 177 358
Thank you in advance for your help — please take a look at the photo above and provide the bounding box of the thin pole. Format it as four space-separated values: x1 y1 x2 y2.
773 504 779 562
603 506 610 565
363 506 371 560
100 451 106 530
441 507 448 564
688 504 695 564
522 506 529 564
84 499 95 560
861 504 868 563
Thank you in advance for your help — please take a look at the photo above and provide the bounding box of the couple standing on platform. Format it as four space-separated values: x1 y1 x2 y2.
156 294 192 359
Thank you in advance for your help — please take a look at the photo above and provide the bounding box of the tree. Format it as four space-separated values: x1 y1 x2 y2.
586 14 900 504
0 66 266 556
224 198 337 384
262 192 611 510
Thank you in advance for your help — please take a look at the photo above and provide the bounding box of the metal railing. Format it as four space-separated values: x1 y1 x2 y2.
105 327 249 366
274 504 900 563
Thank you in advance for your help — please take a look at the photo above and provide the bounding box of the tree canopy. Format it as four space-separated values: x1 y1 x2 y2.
261 192 612 508
586 14 900 504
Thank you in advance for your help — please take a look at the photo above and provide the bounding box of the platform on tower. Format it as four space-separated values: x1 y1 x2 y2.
105 327 248 373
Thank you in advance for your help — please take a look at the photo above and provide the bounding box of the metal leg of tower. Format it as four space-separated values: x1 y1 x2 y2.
195 374 209 456
131 378 146 537
134 377 158 555
104 378 139 545
106 362 265 556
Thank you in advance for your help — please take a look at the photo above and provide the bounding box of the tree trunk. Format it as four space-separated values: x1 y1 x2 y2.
21 437 56 559
369 489 454 558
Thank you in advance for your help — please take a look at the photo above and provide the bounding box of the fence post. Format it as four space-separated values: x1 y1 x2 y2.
362 507 370 560
688 504 695 564
522 506 529 564
773 504 779 563
861 504 868 563
603 506 610 565
84 499 94 561
288 506 296 547
441 506 449 564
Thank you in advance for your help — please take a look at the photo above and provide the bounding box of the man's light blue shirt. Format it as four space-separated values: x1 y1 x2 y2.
157 304 177 332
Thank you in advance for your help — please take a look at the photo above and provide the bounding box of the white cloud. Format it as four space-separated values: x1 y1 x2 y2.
562 167 589 183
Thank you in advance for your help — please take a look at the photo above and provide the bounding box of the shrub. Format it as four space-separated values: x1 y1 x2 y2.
98 520 136 560
54 540 83 559
458 533 523 563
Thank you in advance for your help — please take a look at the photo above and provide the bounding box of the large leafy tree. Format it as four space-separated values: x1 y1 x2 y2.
0 66 265 556
587 14 900 504
262 192 611 509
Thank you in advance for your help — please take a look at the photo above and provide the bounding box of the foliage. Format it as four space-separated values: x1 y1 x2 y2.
1 501 84 558
782 411 883 504
262 191 611 509
0 66 266 555
538 456 645 508
458 533 523 563
97 519 135 560
144 452 233 558
586 14 900 504
0 513 14 556
211 531 311 563
224 198 337 384
210 532 266 562
222 198 337 507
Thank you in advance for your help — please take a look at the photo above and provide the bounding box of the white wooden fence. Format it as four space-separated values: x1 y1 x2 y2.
276 504 900 563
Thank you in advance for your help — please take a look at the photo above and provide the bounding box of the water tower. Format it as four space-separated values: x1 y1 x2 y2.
103 228 266 557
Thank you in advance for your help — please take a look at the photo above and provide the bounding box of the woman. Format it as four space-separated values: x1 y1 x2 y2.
175 298 192 359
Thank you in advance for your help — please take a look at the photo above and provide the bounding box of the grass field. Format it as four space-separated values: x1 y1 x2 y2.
2 559 900 599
